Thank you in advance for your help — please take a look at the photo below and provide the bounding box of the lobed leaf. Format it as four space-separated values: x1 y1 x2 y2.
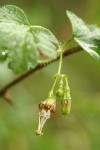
0 5 60 73
0 5 30 25
67 11 100 60
30 26 60 59
0 23 38 73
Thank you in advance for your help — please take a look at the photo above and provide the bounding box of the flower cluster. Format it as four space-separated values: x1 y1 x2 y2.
36 75 71 135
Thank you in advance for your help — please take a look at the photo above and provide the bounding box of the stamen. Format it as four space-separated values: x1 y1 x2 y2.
36 109 51 135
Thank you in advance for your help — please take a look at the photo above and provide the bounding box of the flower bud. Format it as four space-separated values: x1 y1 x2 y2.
56 78 64 99
64 86 71 99
56 89 64 99
61 99 71 115
61 86 71 115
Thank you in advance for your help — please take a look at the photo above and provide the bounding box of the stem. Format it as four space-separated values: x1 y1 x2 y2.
58 53 63 74
64 75 69 87
48 53 63 97
62 36 73 51
48 76 58 98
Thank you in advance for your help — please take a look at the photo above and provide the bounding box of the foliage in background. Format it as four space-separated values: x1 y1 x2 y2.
0 1 100 150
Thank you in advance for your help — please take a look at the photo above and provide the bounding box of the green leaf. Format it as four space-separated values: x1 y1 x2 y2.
0 5 30 25
8 31 38 73
0 23 38 73
0 50 8 62
30 26 60 59
67 10 100 60
0 5 60 74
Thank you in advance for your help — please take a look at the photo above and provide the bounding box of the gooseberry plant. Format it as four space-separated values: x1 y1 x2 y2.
0 5 100 135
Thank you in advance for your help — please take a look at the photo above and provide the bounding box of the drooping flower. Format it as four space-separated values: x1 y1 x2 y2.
36 98 56 135
61 99 71 115
61 86 71 115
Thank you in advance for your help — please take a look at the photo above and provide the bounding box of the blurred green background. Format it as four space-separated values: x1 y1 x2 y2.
0 0 100 150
